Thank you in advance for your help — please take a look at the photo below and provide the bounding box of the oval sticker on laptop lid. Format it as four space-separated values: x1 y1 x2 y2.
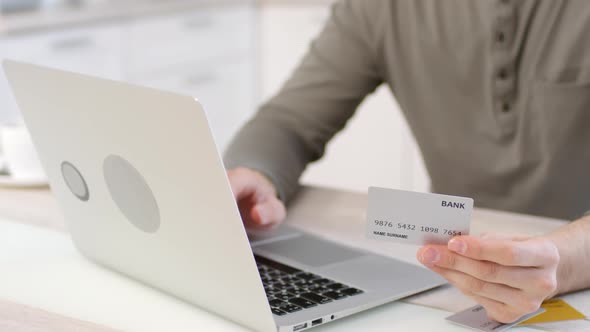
61 161 90 202
103 154 160 233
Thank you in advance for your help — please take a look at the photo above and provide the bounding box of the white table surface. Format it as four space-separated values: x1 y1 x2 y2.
0 219 536 332
1 186 589 331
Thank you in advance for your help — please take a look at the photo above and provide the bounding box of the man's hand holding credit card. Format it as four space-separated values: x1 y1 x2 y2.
366 186 561 327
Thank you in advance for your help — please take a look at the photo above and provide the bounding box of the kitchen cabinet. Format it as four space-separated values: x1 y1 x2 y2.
0 2 257 153
124 6 255 79
0 24 122 124
125 4 257 151
258 3 430 193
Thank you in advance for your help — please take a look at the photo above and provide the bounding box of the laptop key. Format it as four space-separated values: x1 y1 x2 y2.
315 278 332 285
302 280 319 287
274 284 293 292
268 280 285 286
322 291 348 300
271 308 287 316
326 283 345 290
288 278 305 286
279 303 303 313
289 297 317 309
306 284 324 291
289 287 306 295
301 292 333 304
281 286 295 292
269 298 286 307
339 288 364 296
274 292 295 301
293 280 308 288
255 255 301 274
317 287 331 294
295 272 320 280
268 289 282 296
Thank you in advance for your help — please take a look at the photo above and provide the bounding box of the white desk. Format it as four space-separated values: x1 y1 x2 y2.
0 186 589 332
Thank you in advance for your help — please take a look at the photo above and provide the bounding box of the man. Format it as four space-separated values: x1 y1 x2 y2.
224 0 590 323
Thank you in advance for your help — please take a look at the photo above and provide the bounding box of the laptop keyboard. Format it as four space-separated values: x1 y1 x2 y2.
255 255 364 316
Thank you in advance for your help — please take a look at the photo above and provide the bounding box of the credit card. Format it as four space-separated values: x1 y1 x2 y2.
366 187 473 246
518 299 587 325
446 304 545 332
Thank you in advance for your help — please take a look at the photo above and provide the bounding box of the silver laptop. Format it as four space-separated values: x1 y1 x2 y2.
3 60 445 332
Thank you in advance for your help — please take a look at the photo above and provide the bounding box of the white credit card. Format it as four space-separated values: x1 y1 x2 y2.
446 304 545 332
366 187 473 246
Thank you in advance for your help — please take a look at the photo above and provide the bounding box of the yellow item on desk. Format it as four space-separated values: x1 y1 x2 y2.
519 299 586 325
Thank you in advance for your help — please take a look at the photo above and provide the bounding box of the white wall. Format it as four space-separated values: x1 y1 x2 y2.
258 4 430 193
0 4 257 152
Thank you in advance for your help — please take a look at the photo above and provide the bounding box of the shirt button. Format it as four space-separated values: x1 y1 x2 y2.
498 69 508 80
496 31 505 43
501 102 511 113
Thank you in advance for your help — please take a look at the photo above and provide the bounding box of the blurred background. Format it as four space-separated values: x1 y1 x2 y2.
0 0 430 194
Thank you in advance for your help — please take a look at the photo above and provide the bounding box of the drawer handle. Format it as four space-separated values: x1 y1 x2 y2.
51 37 94 51
183 17 214 30
185 73 217 86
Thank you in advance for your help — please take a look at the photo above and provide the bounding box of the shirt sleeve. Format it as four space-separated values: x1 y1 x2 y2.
223 0 384 203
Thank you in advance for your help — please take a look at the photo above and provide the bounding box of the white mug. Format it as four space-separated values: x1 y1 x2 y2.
0 125 46 180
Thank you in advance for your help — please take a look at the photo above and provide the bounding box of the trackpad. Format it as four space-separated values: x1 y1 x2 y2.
255 235 363 267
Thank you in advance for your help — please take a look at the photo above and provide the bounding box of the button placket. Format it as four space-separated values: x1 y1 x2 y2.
491 0 518 135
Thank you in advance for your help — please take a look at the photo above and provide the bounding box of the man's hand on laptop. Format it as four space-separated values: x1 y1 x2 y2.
227 167 286 228
417 234 559 323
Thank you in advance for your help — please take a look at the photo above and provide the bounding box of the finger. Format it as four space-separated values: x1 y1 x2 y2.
468 293 525 324
454 281 527 323
251 197 286 227
229 169 277 200
447 236 558 267
430 266 539 313
461 292 509 322
417 246 536 289
227 169 257 200
480 233 530 241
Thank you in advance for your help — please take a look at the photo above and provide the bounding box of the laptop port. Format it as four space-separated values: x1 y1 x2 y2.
312 318 323 326
293 323 308 331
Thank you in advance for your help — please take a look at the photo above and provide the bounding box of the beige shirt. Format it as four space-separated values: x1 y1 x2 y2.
225 0 590 220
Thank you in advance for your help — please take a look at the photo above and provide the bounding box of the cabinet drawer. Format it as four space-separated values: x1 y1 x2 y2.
124 6 255 76
0 24 122 124
0 25 122 78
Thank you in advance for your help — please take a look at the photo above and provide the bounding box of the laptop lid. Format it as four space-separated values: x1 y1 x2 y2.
3 60 277 332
